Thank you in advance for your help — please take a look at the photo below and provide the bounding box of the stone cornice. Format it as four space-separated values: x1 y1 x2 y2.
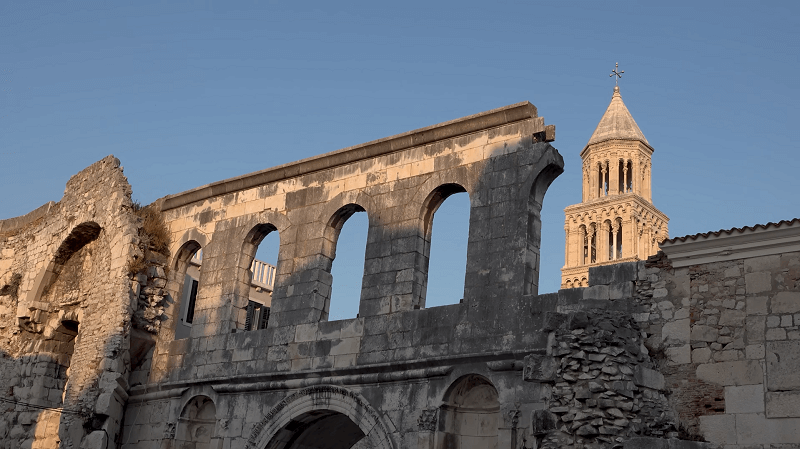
660 220 800 268
160 102 550 211
564 193 669 224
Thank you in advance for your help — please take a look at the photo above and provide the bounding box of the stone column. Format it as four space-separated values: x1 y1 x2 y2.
611 221 618 260
609 158 619 196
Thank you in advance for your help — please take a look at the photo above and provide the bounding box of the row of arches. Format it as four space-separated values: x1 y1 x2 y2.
563 277 588 288
170 373 501 449
583 157 650 201
578 219 625 265
171 184 472 337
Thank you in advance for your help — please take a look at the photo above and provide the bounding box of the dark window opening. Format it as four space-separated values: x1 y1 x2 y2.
329 207 368 321
185 279 199 324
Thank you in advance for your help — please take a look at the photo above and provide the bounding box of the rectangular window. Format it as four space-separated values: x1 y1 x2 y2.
185 280 199 324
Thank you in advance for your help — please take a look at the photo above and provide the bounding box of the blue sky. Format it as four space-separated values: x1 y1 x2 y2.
2 1 799 319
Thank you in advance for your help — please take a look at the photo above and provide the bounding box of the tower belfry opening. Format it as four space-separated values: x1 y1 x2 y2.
562 84 669 288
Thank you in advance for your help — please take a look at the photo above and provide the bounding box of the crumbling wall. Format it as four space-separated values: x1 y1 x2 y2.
0 156 146 448
528 308 677 448
584 249 800 448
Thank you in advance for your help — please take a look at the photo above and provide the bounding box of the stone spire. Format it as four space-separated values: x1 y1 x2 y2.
561 84 668 289
586 86 649 147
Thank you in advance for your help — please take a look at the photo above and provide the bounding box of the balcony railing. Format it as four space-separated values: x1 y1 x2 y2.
189 249 276 291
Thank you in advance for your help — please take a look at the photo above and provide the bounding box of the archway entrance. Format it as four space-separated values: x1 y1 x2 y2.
245 385 393 449
265 410 366 449
438 374 500 448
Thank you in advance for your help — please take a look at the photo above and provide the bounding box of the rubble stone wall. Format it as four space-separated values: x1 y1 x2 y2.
586 250 800 448
0 156 141 448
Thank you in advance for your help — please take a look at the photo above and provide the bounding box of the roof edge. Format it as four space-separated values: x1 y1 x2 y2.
660 219 800 268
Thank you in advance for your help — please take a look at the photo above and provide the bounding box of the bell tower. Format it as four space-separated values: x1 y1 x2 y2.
561 85 669 288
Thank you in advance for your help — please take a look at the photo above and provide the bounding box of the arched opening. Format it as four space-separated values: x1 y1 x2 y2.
596 162 603 198
421 184 468 307
617 159 624 194
176 395 218 447
579 225 587 265
326 204 368 321
266 410 366 449
173 240 203 340
526 162 563 294
28 317 80 444
239 224 280 331
24 222 101 315
438 374 500 449
626 160 634 192
589 223 597 264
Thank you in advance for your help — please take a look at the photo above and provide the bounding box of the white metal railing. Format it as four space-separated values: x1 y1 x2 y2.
250 259 276 290
189 249 276 291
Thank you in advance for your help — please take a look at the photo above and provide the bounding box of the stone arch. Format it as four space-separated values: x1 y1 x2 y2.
221 210 292 331
320 202 371 320
413 183 469 308
246 385 394 449
522 148 564 295
175 395 219 447
168 238 205 340
437 374 500 449
22 221 102 317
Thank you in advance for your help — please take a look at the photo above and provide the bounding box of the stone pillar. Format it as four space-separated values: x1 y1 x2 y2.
601 162 608 196
611 221 618 260
623 160 629 193
609 158 619 196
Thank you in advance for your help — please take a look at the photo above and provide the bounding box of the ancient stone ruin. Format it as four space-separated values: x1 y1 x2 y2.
0 99 798 448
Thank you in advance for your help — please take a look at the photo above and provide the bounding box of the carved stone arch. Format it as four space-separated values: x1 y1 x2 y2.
437 374 501 447
316 190 376 228
246 385 394 449
417 183 469 238
22 221 102 318
316 190 374 269
518 143 564 208
175 390 220 447
171 228 210 270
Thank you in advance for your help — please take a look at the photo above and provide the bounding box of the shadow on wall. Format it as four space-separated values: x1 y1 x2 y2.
155 140 563 344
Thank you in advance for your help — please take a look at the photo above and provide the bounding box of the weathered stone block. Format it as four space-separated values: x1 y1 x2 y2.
666 344 691 365
766 340 800 390
691 325 718 342
583 285 609 300
530 410 557 435
588 262 638 286
624 437 711 449
719 309 746 326
523 354 557 382
771 291 800 314
699 414 737 445
696 360 763 386
662 318 689 345
724 384 765 413
736 412 800 445
633 366 665 391
748 296 769 315
608 281 634 300
745 271 772 293
766 391 800 417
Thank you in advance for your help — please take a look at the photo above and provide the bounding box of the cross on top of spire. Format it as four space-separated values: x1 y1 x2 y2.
610 62 624 86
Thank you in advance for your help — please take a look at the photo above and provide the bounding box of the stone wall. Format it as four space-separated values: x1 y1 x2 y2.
586 249 800 448
0 99 776 449
0 156 142 448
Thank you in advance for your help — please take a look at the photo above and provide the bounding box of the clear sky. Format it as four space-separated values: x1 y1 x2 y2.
2 1 799 319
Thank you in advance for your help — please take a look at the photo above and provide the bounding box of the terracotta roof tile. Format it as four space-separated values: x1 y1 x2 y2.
662 218 800 244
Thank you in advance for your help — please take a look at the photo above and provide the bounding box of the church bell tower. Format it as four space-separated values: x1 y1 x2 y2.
561 83 669 288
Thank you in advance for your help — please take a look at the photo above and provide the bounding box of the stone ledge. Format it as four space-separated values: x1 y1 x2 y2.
623 437 710 449
161 102 546 211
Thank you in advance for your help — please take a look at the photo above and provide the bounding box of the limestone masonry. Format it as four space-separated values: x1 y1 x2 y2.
0 97 797 449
